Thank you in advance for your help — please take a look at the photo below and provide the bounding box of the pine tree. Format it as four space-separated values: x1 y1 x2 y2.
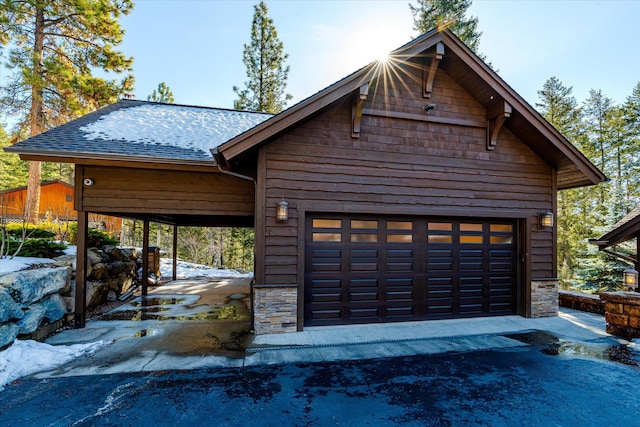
233 1 292 114
409 0 484 57
0 125 28 190
0 1 134 222
536 77 592 287
147 82 175 104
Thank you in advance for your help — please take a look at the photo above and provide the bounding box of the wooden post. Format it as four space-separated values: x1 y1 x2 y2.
74 210 88 328
142 219 149 296
636 232 640 271
172 225 178 281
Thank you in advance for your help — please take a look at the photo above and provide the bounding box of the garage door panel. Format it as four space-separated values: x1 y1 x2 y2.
386 307 413 318
305 215 517 326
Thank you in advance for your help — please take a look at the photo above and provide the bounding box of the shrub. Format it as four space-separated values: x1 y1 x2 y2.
68 223 119 248
4 223 55 239
4 238 67 258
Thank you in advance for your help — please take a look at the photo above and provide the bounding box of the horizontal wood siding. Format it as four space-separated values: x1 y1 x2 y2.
78 165 254 217
262 64 554 286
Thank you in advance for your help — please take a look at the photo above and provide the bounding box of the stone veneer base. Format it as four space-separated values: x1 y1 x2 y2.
531 279 559 318
253 284 297 335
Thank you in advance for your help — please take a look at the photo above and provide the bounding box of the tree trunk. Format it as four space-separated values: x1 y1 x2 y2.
25 6 46 223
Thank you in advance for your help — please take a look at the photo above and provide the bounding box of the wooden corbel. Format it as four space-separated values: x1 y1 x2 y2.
486 100 512 150
423 42 445 98
352 83 370 138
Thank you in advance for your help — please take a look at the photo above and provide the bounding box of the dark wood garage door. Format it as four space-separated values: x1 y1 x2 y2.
304 215 518 326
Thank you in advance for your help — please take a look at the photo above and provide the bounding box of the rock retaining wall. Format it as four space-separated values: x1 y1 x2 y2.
0 246 140 349
0 266 72 348
558 290 605 314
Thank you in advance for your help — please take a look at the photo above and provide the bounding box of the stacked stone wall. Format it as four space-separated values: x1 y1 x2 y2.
531 280 558 317
253 284 297 334
600 292 640 338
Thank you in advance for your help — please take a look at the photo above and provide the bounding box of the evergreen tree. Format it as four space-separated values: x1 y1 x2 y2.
0 125 28 190
147 82 175 104
623 82 640 200
410 0 484 57
536 77 592 286
233 1 292 113
0 1 134 222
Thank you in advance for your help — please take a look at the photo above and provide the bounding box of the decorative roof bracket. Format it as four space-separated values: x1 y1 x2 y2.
423 42 445 98
352 82 370 138
486 100 512 150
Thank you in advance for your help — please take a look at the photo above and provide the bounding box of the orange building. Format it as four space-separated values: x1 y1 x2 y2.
0 180 121 235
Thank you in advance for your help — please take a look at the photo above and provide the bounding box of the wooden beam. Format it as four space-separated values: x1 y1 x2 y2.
423 42 445 98
486 100 512 151
351 83 370 138
74 210 88 328
142 219 149 296
363 108 486 128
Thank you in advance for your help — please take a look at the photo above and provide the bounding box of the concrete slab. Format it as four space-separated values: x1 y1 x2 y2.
35 275 614 378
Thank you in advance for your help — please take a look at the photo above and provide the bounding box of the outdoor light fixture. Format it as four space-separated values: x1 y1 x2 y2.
623 267 639 291
539 210 554 228
276 198 289 223
83 178 94 186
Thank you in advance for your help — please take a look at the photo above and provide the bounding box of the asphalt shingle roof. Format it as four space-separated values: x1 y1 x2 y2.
6 99 273 163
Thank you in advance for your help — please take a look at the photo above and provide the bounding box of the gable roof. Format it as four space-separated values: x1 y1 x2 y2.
0 179 73 195
5 99 272 168
216 29 606 190
591 206 640 250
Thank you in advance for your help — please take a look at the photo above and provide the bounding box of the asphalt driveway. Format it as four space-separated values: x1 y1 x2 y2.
1 333 639 426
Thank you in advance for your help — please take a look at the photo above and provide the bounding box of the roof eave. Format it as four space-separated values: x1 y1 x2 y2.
6 147 217 170
438 31 606 188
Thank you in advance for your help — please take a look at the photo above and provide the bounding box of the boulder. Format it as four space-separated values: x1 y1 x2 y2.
40 294 67 322
61 296 74 313
0 267 71 307
53 254 76 270
103 245 124 261
87 249 103 265
121 277 134 294
16 304 46 335
86 281 108 309
120 247 136 259
89 262 109 281
0 323 19 349
0 288 24 322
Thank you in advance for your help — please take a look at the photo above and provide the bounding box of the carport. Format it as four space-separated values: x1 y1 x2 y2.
5 100 272 328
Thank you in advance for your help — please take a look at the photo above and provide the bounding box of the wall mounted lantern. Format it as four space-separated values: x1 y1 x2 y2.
623 267 639 291
538 210 554 228
276 199 289 223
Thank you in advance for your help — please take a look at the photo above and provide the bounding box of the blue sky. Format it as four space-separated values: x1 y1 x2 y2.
120 0 640 111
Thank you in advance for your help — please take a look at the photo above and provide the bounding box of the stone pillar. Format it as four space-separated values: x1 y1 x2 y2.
253 284 297 334
600 292 640 338
531 279 558 317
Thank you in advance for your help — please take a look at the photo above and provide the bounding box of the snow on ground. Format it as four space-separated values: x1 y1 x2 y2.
159 258 253 279
0 339 110 391
80 103 272 159
0 256 53 274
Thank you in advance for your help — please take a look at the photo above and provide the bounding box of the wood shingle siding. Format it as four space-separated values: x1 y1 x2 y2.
259 66 555 289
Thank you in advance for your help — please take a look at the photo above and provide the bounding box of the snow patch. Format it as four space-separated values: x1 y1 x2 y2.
0 256 54 274
79 104 272 158
159 258 252 279
0 339 110 391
